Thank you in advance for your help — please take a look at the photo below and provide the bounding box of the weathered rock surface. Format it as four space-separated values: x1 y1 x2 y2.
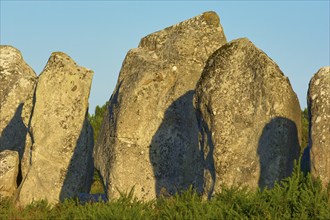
0 150 19 198
16 52 94 206
194 38 301 197
0 46 37 161
308 66 330 188
94 11 227 200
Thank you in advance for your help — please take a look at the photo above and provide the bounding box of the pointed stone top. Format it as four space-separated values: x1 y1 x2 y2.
138 11 226 51
41 52 93 75
201 11 221 27
47 52 78 67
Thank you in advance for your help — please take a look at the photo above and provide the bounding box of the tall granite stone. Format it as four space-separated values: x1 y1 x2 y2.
0 46 37 161
94 11 227 200
0 150 19 198
16 52 94 206
308 67 330 188
194 38 301 197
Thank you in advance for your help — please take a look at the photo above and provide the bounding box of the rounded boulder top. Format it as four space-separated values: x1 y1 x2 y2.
0 45 23 63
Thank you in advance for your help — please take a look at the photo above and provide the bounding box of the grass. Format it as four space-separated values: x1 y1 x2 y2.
89 169 105 194
1 164 329 220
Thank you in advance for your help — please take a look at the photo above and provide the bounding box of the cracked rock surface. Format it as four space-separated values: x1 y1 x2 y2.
0 45 37 161
0 150 19 198
308 66 330 188
16 52 94 206
94 11 227 200
194 38 301 196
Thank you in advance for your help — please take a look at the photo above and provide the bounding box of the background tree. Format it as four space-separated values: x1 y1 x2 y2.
301 108 309 152
88 102 109 142
88 102 109 194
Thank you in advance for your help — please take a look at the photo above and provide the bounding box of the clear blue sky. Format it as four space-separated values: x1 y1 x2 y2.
1 1 329 113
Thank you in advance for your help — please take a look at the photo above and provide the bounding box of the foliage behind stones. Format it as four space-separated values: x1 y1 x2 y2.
88 102 108 142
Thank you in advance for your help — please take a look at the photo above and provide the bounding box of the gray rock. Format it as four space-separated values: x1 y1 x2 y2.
308 66 330 188
0 150 19 198
194 38 301 197
0 45 37 161
94 11 227 200
16 52 94 206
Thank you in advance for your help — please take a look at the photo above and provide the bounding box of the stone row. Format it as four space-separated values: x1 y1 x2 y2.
0 46 94 206
0 11 328 206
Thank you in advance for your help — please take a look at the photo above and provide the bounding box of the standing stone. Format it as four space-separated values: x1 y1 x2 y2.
0 150 19 198
0 46 37 161
308 67 330 188
94 11 227 200
194 38 301 197
16 52 94 206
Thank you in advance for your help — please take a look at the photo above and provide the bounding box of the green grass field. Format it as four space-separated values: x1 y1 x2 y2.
1 163 329 220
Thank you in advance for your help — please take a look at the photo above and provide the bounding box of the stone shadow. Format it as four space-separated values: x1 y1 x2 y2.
0 103 26 186
93 80 123 198
150 90 204 197
0 103 26 159
257 117 300 189
301 145 311 175
59 114 95 202
301 104 312 175
195 112 216 200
